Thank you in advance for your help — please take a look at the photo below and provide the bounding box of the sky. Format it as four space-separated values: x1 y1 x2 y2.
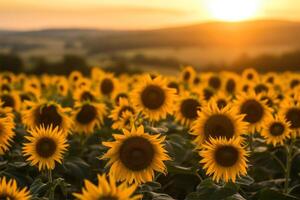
1 0 300 30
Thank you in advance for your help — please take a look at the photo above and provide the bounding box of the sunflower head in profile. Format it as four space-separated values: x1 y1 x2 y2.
73 88 99 103
72 101 107 135
0 91 21 111
242 68 259 82
200 137 248 183
131 75 176 121
0 117 15 155
98 73 119 98
22 125 68 171
22 100 73 135
181 66 196 84
73 174 142 200
191 102 248 146
234 92 272 133
261 115 291 146
110 98 135 122
279 96 300 136
0 177 31 200
174 91 202 127
102 125 170 184
112 110 136 130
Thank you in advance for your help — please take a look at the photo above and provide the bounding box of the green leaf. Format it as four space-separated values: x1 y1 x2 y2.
257 189 298 200
235 175 254 186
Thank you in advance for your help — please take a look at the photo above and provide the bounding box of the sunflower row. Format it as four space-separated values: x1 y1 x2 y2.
0 67 300 199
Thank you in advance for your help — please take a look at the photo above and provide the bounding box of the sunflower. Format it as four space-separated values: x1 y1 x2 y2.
211 92 232 110
102 125 170 184
0 177 31 200
0 83 12 92
110 98 135 121
191 102 248 146
261 115 291 146
223 73 240 95
200 137 248 183
234 92 272 133
263 72 278 85
69 71 83 85
0 91 21 111
242 68 259 82
0 117 15 155
0 72 16 84
181 66 196 84
279 96 300 136
174 92 202 127
207 74 222 91
112 110 136 130
98 73 119 98
73 174 142 200
72 101 107 135
131 75 176 121
22 100 72 135
22 125 68 171
56 77 69 97
0 101 14 121
73 88 99 102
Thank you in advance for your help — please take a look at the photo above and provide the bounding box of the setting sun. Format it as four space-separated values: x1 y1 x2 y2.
207 0 260 22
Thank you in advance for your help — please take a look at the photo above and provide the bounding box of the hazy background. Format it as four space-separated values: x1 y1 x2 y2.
1 0 300 74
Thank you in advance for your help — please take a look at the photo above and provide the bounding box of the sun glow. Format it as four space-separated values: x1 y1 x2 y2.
207 0 260 22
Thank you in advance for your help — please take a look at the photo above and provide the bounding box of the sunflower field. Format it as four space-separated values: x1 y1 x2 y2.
1 67 300 200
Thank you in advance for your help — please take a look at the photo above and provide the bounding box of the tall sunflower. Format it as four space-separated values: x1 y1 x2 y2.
174 91 202 127
0 117 15 155
22 100 72 135
191 102 248 146
131 75 176 121
234 92 272 133
261 115 291 146
22 125 68 171
72 101 107 135
102 125 170 184
0 177 31 200
73 174 142 200
200 137 248 183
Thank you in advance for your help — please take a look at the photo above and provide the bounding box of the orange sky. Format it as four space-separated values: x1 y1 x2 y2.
1 0 300 30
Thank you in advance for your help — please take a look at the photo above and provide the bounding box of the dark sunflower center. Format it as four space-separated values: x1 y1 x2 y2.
120 136 154 171
270 122 285 136
118 106 135 118
35 105 62 128
261 96 273 107
217 99 227 109
247 73 254 80
98 196 118 200
254 84 268 94
240 99 264 124
115 93 128 104
226 79 236 93
81 91 95 102
267 77 274 84
204 114 235 140
1 84 10 92
168 82 179 93
203 89 214 101
290 79 300 89
2 75 12 83
36 137 57 158
0 95 15 108
242 85 249 93
183 71 190 81
100 78 114 95
20 93 31 102
141 85 165 110
0 194 15 200
209 76 221 90
180 99 200 119
215 145 239 167
286 108 300 129
76 104 97 124
193 77 200 85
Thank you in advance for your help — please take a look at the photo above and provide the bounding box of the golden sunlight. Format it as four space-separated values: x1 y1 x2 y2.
207 0 260 22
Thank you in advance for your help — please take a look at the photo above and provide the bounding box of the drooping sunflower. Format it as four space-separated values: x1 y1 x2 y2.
22 100 73 135
174 92 202 127
191 102 248 146
73 174 142 200
112 110 136 130
102 125 170 184
110 98 135 121
131 75 176 121
234 92 272 133
22 125 68 171
200 137 248 183
0 117 15 155
0 177 31 200
0 91 21 111
72 101 107 135
261 115 291 146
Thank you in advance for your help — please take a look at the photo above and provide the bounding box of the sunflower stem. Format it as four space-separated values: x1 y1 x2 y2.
284 139 294 194
249 133 254 152
48 169 53 183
